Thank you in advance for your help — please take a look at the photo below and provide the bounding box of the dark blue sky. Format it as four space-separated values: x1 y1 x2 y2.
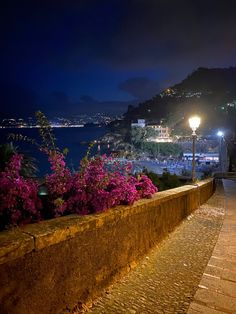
1 0 236 118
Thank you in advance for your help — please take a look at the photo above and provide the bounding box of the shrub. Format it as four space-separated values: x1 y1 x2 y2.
0 154 42 230
0 153 158 230
161 171 182 190
44 151 73 217
145 170 182 191
45 154 157 216
0 143 38 177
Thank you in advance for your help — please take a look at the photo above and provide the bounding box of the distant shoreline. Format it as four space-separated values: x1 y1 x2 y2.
0 125 85 129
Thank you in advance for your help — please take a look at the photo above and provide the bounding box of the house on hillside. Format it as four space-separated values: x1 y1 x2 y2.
146 124 172 142
131 119 146 128
131 119 172 142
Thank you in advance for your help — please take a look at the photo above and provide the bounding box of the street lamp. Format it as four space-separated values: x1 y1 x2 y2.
189 116 201 182
217 131 224 172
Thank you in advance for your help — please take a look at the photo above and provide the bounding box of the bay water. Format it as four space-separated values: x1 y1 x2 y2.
0 126 107 176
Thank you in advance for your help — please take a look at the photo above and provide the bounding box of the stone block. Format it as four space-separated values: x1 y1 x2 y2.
0 229 34 265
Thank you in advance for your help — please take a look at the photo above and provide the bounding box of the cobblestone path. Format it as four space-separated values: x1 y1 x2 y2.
188 179 236 313
77 184 225 314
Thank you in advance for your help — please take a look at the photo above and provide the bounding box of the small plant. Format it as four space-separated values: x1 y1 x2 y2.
6 111 69 177
35 110 58 152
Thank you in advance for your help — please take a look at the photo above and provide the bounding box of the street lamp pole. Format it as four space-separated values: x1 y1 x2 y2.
189 116 201 182
192 132 196 182
217 131 224 173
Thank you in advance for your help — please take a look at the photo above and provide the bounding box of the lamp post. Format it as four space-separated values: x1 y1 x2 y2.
217 131 224 173
189 116 201 182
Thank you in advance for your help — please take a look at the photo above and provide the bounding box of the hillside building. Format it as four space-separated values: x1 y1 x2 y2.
131 119 146 128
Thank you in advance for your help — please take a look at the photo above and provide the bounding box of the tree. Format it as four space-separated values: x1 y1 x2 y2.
141 142 182 157
131 127 146 148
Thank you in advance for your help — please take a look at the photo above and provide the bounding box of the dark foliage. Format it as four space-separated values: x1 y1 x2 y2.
0 143 38 177
145 170 182 191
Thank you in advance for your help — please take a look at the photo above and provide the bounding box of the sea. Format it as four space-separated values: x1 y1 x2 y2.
0 126 107 176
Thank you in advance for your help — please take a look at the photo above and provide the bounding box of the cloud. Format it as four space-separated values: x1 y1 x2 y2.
40 0 236 84
45 92 72 111
75 96 137 115
0 79 137 118
44 92 136 116
119 77 160 100
2 1 236 74
1 0 236 116
101 0 236 70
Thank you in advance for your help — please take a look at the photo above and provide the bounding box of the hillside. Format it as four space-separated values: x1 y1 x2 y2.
174 67 236 93
124 67 236 134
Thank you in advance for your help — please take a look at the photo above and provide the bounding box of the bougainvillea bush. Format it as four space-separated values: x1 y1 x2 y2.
0 152 157 230
0 154 42 230
44 152 157 217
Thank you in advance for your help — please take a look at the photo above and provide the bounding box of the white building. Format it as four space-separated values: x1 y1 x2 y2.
131 119 146 128
183 153 219 163
146 124 172 142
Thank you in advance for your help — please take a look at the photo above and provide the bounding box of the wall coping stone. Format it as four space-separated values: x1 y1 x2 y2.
0 229 34 265
0 179 213 265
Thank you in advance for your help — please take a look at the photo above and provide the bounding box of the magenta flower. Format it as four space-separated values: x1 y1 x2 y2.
0 152 158 229
0 154 42 229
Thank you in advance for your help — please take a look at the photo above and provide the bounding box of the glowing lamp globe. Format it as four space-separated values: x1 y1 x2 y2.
189 116 201 134
217 131 224 137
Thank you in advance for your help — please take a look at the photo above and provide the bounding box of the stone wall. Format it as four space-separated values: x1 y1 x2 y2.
0 179 214 314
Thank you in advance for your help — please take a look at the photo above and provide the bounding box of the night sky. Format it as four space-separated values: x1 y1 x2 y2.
1 0 236 118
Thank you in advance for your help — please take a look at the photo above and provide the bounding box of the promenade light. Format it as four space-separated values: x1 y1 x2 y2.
217 131 224 172
189 116 201 135
188 116 201 182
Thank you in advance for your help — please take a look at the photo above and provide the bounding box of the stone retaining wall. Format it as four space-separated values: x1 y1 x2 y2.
0 179 214 314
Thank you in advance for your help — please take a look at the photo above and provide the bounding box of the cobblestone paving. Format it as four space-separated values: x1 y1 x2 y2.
188 179 236 313
76 184 225 314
